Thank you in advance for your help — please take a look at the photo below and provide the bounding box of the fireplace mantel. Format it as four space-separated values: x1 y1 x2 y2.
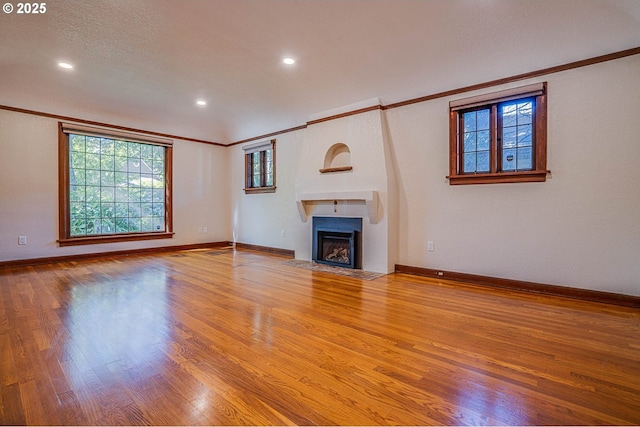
296 190 380 224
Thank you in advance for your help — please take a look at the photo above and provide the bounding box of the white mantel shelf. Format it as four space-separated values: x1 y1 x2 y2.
296 190 380 224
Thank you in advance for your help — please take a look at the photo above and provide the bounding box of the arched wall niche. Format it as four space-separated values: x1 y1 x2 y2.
321 143 353 173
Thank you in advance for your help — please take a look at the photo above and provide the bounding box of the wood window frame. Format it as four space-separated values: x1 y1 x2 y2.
243 139 276 194
447 83 549 185
58 123 174 246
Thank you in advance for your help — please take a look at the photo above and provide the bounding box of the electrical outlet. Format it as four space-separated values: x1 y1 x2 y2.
203 226 207 233
427 241 434 252
280 229 286 238
18 235 27 245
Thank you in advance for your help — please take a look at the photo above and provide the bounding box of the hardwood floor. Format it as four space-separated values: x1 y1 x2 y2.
0 248 639 425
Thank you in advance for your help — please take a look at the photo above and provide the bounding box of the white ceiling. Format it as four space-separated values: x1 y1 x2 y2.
1 0 639 144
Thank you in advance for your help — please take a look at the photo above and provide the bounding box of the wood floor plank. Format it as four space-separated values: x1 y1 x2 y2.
1 248 639 425
0 382 26 425
0 332 19 387
18 380 47 425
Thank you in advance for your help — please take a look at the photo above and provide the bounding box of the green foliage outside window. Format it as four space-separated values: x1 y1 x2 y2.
68 134 166 236
244 141 275 193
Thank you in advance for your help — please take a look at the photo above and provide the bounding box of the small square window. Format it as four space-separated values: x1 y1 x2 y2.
243 140 276 194
448 83 549 185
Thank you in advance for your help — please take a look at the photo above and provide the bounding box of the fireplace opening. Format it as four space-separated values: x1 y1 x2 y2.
318 230 354 267
312 217 362 269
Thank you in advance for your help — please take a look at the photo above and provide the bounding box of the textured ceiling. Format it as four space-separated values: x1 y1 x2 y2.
1 0 639 144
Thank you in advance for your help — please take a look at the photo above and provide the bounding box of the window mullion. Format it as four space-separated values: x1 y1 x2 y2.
492 104 500 173
458 114 465 175
260 151 265 187
533 95 543 171
245 153 252 188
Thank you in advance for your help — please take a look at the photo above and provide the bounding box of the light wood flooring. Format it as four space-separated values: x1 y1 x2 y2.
1 248 639 425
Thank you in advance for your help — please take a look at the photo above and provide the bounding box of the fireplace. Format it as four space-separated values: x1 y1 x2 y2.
312 217 362 269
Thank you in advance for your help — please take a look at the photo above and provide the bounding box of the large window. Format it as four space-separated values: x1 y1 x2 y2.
448 83 548 185
243 139 276 194
58 123 173 246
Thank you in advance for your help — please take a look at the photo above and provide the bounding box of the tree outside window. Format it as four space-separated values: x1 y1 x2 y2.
58 123 173 246
244 139 276 194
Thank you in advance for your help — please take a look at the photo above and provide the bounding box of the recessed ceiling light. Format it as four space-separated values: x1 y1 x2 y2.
283 57 295 65
58 62 74 69
196 100 207 106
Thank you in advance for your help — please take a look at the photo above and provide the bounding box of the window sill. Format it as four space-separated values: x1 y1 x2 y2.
244 187 276 194
58 232 174 247
447 170 550 185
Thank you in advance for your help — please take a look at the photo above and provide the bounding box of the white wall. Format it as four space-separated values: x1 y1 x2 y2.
0 109 231 262
386 55 640 295
231 55 640 296
229 129 304 252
